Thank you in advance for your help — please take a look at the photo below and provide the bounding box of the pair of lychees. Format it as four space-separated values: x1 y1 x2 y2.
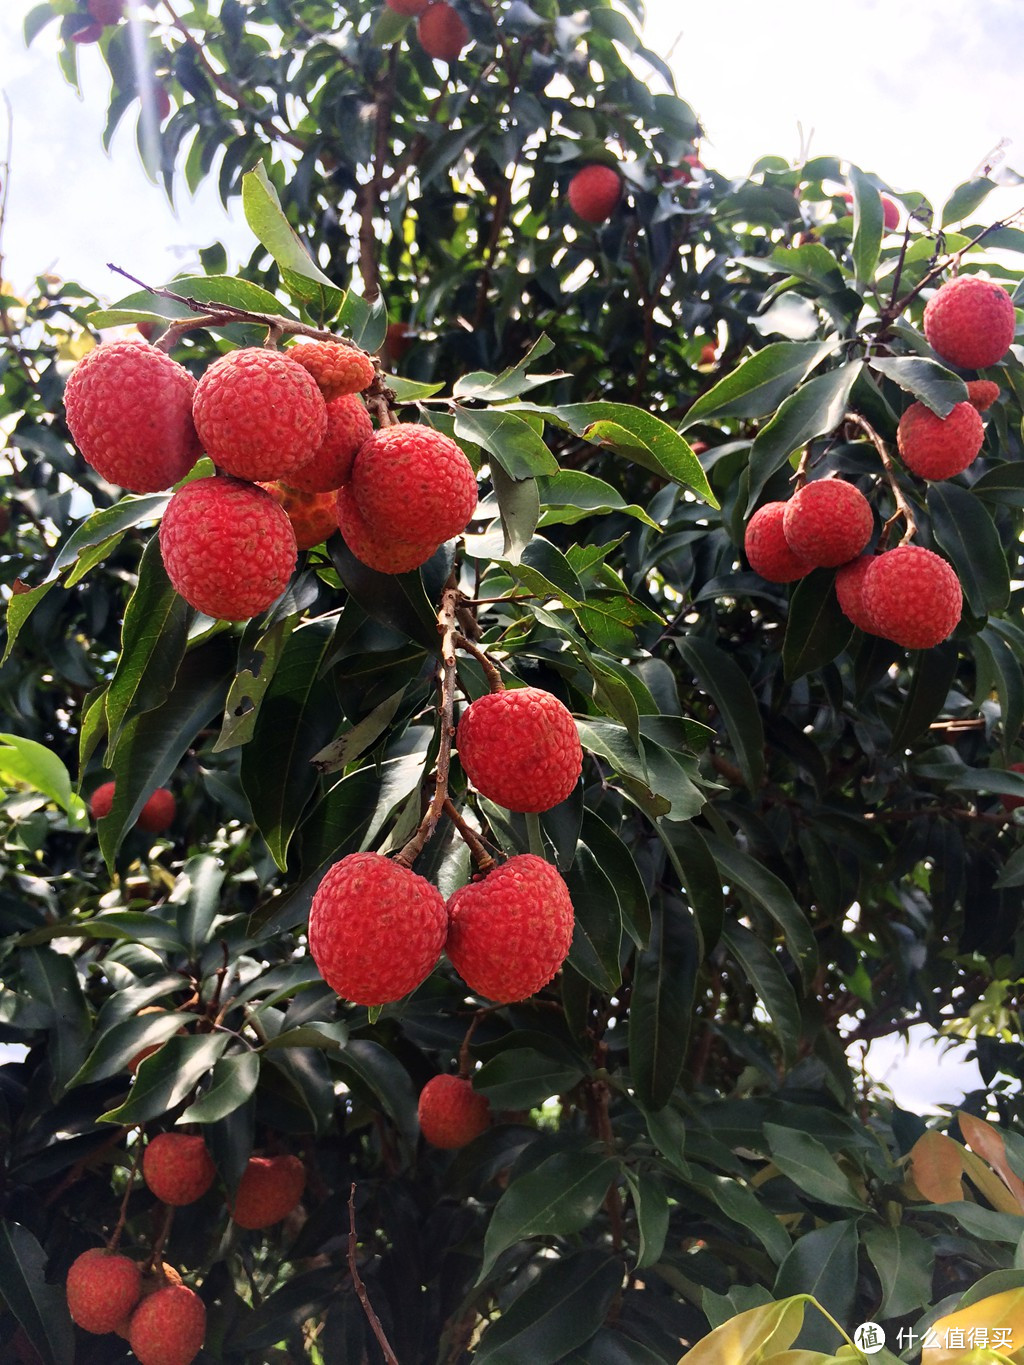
90 780 175 834
142 1135 305 1229
385 0 470 60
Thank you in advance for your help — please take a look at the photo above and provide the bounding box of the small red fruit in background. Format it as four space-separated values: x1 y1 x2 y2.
230 1154 307 1230
383 321 414 366
698 342 717 366
259 482 340 550
446 854 575 1003
1001 762 1024 813
418 1075 491 1148
743 502 813 583
387 0 431 12
966 379 1000 412
142 1133 216 1206
90 781 176 833
128 1283 206 1365
862 546 962 649
840 189 900 231
782 479 873 567
417 3 469 61
923 275 1017 369
287 340 375 400
457 687 582 813
66 1248 142 1334
88 0 125 22
71 21 104 42
896 399 984 480
567 164 622 224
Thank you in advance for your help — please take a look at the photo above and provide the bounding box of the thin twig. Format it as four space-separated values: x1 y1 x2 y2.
453 631 505 692
108 1131 144 1252
458 1011 486 1078
843 411 917 546
145 1204 175 1274
348 1184 399 1365
442 798 497 872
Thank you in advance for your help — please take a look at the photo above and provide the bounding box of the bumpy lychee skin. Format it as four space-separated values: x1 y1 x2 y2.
457 687 582 813
230 1154 307 1230
923 275 1017 369
66 1248 142 1334
128 1284 205 1365
896 399 984 481
143 1133 216 1207
744 502 813 583
418 1075 491 1149
259 482 340 550
285 395 373 493
782 479 873 568
63 339 201 493
349 424 477 545
113 1263 182 1340
863 546 962 649
1001 761 1024 813
192 347 328 481
967 379 1000 412
568 165 622 224
835 556 881 635
417 2 470 60
90 780 116 820
309 851 448 1004
446 855 575 1003
159 476 297 620
336 486 439 574
287 340 375 400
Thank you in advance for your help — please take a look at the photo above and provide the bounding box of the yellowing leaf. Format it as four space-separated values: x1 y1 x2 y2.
55 331 95 361
958 1112 1024 1212
679 1298 806 1365
909 1131 966 1203
924 1287 1024 1362
761 1353 832 1363
959 1149 1024 1217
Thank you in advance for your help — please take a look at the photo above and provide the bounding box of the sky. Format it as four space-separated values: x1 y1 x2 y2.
0 0 1016 1113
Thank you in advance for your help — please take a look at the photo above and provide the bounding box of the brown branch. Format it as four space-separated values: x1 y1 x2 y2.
843 411 918 546
442 798 497 872
453 631 505 692
145 1204 175 1274
108 1133 144 1252
348 1184 399 1365
458 1010 486 1078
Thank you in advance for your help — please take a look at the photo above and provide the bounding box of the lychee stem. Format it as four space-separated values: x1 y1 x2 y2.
442 798 497 872
843 410 918 547
525 811 545 858
453 632 505 692
348 1184 400 1365
458 1011 485 1078
108 1130 144 1253
145 1203 175 1274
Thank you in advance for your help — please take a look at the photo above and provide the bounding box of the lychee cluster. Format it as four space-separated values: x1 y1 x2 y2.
744 478 873 584
65 1248 205 1365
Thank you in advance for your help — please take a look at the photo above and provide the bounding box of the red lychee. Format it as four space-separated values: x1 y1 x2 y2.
744 502 814 583
1001 762 1024 813
336 486 440 573
113 1264 182 1340
142 1133 216 1207
446 854 575 1003
418 1074 491 1149
66 1248 142 1335
417 3 470 60
287 340 375 400
88 0 125 21
387 0 430 11
835 556 881 635
896 399 984 480
567 164 622 224
128 1284 205 1365
230 1154 307 1230
840 189 900 231
308 852 448 1004
349 423 477 546
863 545 962 649
90 782 176 833
457 687 582 813
782 479 873 568
966 379 1000 412
923 275 1017 369
384 321 414 366
698 342 717 366
259 482 339 550
285 394 373 493
159 476 297 620
63 339 201 493
191 347 328 481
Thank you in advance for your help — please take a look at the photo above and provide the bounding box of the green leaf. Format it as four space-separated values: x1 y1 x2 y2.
580 810 651 948
625 1171 670 1269
98 1033 230 1124
890 643 959 750
721 925 802 1065
747 362 863 509
537 470 659 530
454 406 558 479
656 820 723 952
628 901 699 1111
453 335 564 402
782 569 854 682
565 844 623 993
774 1220 859 1353
848 165 884 286
478 1150 618 1282
707 838 819 988
20 947 90 1089
504 537 585 607
923 1201 1024 1242
868 356 968 417
0 734 87 827
941 177 996 227
241 164 343 313
927 483 1010 616
681 339 837 428
704 1173 792 1264
0 1222 75 1365
763 1122 866 1210
183 1052 261 1123
863 1225 934 1319
214 615 298 753
311 687 408 775
67 1012 185 1088
171 853 227 955
675 636 765 793
492 463 541 563
92 275 293 326
473 1048 586 1110
474 1250 623 1364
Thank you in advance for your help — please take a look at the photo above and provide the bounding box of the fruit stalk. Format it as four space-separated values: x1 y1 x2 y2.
453 629 505 692
844 410 918 545
109 1130 144 1252
348 1183 399 1365
441 797 496 872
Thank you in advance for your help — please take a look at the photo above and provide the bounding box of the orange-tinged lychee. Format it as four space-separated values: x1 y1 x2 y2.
287 340 375 400
923 274 1016 369
259 482 340 550
285 394 373 492
744 502 813 583
128 1284 205 1365
417 3 469 60
863 546 961 649
66 1248 142 1334
457 687 582 813
336 486 440 574
568 164 622 224
896 399 984 480
418 1075 491 1148
230 1154 306 1230
782 479 873 567
142 1133 216 1207
349 423 477 546
966 379 1000 412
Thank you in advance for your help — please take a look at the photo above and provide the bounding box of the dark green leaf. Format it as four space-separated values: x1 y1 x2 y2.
941 177 996 227
763 1122 867 1210
565 844 623 993
474 1048 586 1110
454 406 558 479
721 925 801 1065
241 164 343 313
848 165 884 286
675 636 765 793
928 483 1010 616
628 902 698 1110
863 1225 934 1319
20 947 90 1089
183 1053 261 1123
98 1033 230 1124
747 362 863 508
782 569 854 681
681 339 837 428
474 1250 623 1364
868 356 967 417
774 1219 859 1353
0 1222 74 1365
708 837 819 987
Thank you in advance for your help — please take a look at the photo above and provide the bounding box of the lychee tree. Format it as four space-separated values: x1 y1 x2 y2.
3 2 1024 1363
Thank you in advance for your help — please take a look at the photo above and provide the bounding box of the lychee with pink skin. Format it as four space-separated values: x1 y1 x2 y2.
966 379 1000 412
308 852 448 1005
259 482 340 550
285 394 373 493
923 275 1017 369
159 477 297 620
66 1248 142 1334
230 1154 307 1230
336 486 440 574
418 1075 491 1149
446 854 575 1003
835 556 881 634
457 687 582 813
128 1284 205 1365
896 399 984 480
568 165 622 223
63 339 201 493
417 3 470 60
349 423 477 546
744 502 814 583
287 340 375 400
863 545 962 649
192 347 327 481
142 1133 216 1207
782 479 873 567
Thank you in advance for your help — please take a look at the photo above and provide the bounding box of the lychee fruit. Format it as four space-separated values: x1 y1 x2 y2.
349 423 477 546
128 1284 205 1365
666 153 704 185
88 0 125 21
191 347 328 481
896 399 984 480
835 556 881 634
1001 762 1024 813
159 476 297 620
418 1074 491 1149
568 164 622 224
457 687 582 813
446 854 575 1003
862 545 962 649
113 1263 182 1340
782 479 873 567
63 339 201 493
230 1154 307 1230
923 275 1017 369
66 1248 142 1334
90 781 176 833
285 394 373 493
287 340 375 400
336 486 440 574
966 379 1000 412
259 482 339 550
417 3 470 60
744 502 814 583
387 0 431 11
142 1133 216 1206
384 321 414 366
840 189 900 231
308 851 448 1004
698 342 717 366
